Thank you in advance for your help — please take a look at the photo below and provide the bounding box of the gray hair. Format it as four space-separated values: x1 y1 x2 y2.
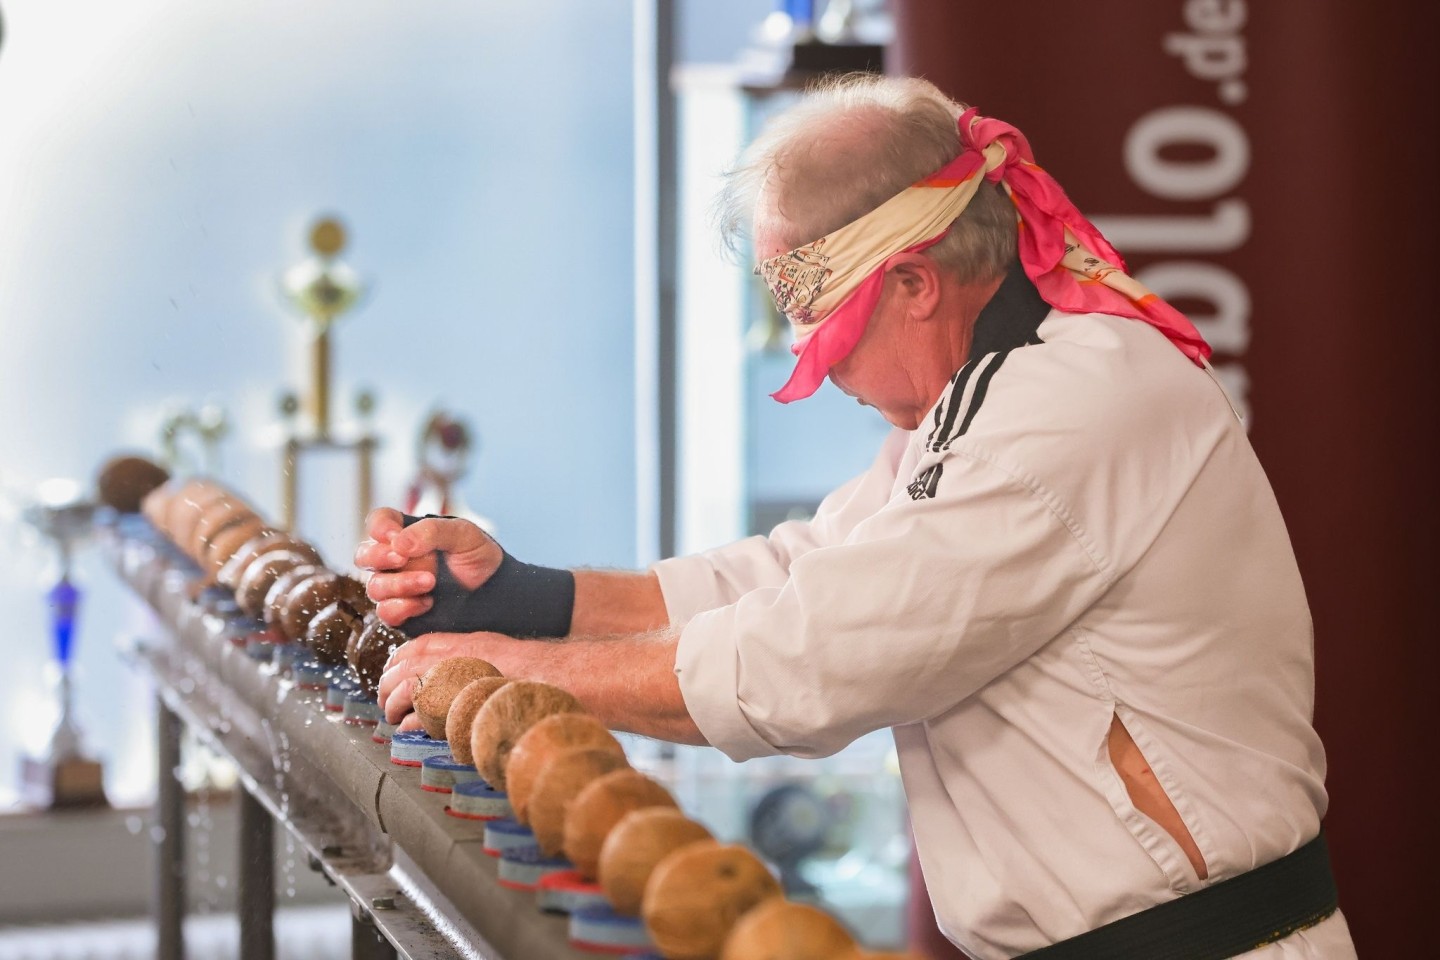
714 74 1017 285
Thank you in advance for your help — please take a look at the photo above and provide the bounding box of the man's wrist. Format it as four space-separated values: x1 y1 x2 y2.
399 514 575 638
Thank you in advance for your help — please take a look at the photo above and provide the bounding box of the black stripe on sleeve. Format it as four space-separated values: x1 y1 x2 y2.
947 348 1013 446
929 356 985 452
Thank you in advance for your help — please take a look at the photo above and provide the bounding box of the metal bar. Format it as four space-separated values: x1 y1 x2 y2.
282 437 300 532
109 526 560 959
358 435 375 541
655 0 678 562
155 700 185 960
238 788 276 960
352 911 400 960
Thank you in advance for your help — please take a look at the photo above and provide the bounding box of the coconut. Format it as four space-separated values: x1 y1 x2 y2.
152 477 203 531
412 657 504 740
202 517 271 574
468 680 583 791
506 713 625 825
217 532 290 590
304 600 363 666
337 574 373 613
843 953 925 960
140 477 181 527
234 549 310 619
223 534 322 595
262 564 323 633
598 809 714 917
96 455 170 514
165 481 227 548
189 497 256 562
718 900 855 960
277 571 366 642
445 678 511 765
526 747 630 858
564 769 677 880
348 616 408 694
642 841 783 960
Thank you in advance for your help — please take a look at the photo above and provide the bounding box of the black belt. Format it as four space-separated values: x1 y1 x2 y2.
1018 831 1338 960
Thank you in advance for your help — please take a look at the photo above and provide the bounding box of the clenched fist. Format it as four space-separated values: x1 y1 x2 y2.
354 508 504 627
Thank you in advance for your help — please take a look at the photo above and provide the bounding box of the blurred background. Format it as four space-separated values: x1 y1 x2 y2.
0 0 1431 957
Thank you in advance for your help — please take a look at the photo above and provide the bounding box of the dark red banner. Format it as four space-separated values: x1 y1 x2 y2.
893 1 1436 955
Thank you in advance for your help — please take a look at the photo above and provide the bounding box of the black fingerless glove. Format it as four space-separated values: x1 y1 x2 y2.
398 514 575 639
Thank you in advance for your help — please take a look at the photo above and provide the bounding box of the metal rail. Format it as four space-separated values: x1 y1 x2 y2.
107 523 589 960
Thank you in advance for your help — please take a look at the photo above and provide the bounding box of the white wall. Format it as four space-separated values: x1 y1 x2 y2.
0 0 636 805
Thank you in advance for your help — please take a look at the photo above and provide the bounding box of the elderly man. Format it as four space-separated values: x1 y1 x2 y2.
357 76 1354 959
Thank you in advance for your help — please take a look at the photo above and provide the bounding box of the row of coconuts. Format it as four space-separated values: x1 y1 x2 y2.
136 476 917 960
138 476 412 694
416 657 918 960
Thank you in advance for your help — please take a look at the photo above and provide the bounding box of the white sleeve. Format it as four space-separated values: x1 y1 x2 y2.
651 430 909 624
673 445 1115 761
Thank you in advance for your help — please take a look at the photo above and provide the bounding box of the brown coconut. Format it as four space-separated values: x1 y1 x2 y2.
165 481 227 548
262 564 323 632
189 497 256 562
202 517 271 574
445 678 511 765
526 747 630 858
235 549 311 619
348 616 409 694
198 515 266 575
140 479 178 527
506 713 625 825
304 601 364 666
96 455 170 513
599 809 714 916
564 769 677 880
719 899 855 960
277 571 366 642
412 657 504 740
217 531 290 589
642 841 783 960
222 534 322 594
151 477 203 532
468 680 583 791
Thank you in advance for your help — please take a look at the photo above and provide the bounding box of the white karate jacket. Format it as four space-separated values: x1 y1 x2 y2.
654 309 1356 958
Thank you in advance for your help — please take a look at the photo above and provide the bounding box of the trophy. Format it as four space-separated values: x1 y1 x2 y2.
19 479 108 808
403 411 494 533
278 215 378 539
159 401 229 475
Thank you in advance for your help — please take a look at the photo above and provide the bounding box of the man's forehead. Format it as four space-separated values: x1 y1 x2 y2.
750 208 794 263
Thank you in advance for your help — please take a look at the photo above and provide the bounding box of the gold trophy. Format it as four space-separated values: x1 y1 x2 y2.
278 216 378 538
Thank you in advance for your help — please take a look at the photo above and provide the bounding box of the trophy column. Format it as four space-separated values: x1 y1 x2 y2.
278 216 380 541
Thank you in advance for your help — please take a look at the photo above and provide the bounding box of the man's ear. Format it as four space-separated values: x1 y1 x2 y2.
887 253 944 321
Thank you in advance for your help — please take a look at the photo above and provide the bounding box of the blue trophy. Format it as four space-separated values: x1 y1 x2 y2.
20 480 107 808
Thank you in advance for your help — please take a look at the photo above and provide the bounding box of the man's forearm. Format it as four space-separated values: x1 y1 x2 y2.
569 569 669 637
470 628 706 746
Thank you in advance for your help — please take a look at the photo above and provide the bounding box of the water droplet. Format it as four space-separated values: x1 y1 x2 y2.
150 825 167 844
125 815 144 835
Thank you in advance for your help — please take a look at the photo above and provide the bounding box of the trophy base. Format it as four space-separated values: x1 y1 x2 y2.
20 755 109 809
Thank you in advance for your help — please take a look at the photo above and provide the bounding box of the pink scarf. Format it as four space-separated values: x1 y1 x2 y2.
763 108 1212 403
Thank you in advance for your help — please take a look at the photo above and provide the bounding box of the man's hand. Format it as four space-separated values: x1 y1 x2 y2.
354 508 504 627
377 631 514 724
375 628 704 746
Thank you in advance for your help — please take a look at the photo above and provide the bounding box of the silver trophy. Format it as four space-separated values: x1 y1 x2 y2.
19 479 108 808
